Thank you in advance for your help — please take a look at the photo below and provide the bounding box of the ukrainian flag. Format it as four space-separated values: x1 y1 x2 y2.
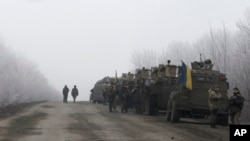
181 61 192 90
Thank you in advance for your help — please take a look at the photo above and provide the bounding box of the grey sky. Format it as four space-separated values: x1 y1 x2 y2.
0 0 249 100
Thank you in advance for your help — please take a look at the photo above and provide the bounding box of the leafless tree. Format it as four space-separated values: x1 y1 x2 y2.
159 41 197 66
130 48 158 69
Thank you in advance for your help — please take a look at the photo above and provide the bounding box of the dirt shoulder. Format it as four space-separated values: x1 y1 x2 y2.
0 102 43 120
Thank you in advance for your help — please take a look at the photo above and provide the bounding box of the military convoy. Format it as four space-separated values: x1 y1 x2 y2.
90 59 229 125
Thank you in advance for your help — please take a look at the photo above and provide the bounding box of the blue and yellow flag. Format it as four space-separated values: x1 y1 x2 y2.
181 61 192 90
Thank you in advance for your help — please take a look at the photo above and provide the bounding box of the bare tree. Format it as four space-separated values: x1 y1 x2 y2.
159 41 197 66
130 48 158 69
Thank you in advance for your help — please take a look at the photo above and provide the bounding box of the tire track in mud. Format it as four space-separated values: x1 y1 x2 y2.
68 113 102 141
92 104 229 141
0 102 229 141
71 103 179 141
99 112 184 141
109 111 228 141
68 102 137 141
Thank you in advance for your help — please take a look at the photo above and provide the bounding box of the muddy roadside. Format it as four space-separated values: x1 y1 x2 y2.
69 102 229 141
0 102 45 120
0 102 48 141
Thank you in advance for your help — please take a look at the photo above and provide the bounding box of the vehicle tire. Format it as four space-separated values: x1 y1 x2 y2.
171 101 180 123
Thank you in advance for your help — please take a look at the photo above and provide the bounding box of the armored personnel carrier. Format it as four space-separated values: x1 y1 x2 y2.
144 61 180 115
166 60 229 125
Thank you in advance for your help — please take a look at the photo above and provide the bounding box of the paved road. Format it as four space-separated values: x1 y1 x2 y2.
0 101 229 141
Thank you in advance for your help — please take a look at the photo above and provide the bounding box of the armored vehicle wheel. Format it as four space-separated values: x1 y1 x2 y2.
171 101 180 123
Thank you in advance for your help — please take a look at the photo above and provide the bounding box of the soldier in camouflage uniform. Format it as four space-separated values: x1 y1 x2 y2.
208 85 222 128
119 85 130 113
229 87 245 125
102 84 108 105
132 83 144 114
107 83 116 112
112 83 119 112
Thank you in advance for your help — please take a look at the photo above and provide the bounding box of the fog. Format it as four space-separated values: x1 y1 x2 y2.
0 0 249 101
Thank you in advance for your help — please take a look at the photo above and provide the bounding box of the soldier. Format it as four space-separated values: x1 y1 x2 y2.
132 84 144 114
208 85 222 128
119 85 129 113
108 83 116 112
102 84 108 105
71 85 79 103
112 83 119 112
62 85 69 103
229 87 245 125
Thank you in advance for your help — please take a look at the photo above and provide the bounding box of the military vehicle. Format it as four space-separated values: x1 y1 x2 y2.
166 60 229 125
144 61 180 115
121 72 135 89
91 80 105 103
91 77 116 104
90 76 122 104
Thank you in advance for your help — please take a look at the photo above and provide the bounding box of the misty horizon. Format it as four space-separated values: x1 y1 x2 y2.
0 0 249 101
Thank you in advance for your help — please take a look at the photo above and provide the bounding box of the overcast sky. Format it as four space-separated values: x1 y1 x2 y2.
0 0 249 101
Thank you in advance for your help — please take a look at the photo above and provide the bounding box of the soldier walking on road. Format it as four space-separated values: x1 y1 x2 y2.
208 85 222 128
71 85 79 103
63 85 69 103
229 87 245 125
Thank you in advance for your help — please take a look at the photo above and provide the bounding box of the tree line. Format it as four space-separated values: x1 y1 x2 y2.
0 43 59 106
